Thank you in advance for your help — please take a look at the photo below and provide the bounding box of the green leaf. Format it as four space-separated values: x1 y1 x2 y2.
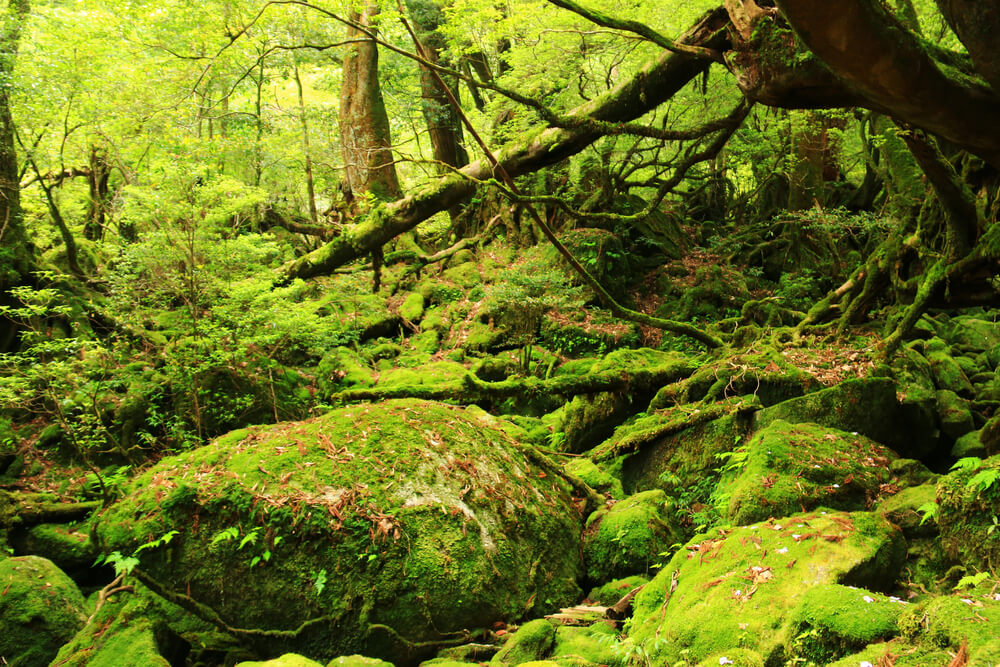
951 456 984 472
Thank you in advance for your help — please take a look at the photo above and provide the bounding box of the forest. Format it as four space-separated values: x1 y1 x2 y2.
1 0 999 665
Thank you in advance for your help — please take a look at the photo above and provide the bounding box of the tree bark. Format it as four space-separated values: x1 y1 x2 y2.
339 5 401 204
933 0 1000 92
280 8 729 282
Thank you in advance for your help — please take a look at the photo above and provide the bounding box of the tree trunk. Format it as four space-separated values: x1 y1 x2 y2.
293 61 320 224
84 146 111 241
339 5 401 205
0 0 31 352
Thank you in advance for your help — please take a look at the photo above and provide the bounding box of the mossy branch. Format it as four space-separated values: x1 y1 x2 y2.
332 361 697 405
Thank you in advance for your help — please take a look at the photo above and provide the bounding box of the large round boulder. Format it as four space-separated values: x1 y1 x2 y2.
93 400 583 665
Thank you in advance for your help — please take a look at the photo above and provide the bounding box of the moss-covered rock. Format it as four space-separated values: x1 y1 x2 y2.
325 656 394 667
0 556 88 667
897 582 1000 662
563 457 623 500
550 623 620 666
12 522 96 577
945 316 1000 353
876 484 938 539
694 648 763 666
754 378 916 455
582 490 683 582
936 453 1000 570
783 584 904 664
236 655 325 667
826 640 951 667
93 400 583 665
317 347 375 397
627 510 905 665
586 575 648 606
926 345 975 396
980 413 1000 456
936 389 975 440
952 429 987 458
490 619 556 666
720 421 897 526
398 292 425 323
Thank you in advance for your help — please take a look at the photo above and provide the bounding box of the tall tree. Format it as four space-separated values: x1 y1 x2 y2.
339 4 401 207
0 0 31 351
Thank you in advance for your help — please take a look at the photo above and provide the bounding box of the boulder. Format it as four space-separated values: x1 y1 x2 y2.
582 489 684 582
626 510 905 665
720 420 897 526
490 619 556 666
93 400 583 665
0 556 88 667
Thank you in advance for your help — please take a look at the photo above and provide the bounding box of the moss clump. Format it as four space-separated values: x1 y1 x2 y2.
896 582 1000 661
926 346 974 396
17 522 96 575
564 457 624 500
582 490 683 582
826 640 951 667
0 556 88 667
784 584 904 663
876 484 938 538
317 347 375 396
551 622 620 666
398 292 425 323
936 453 1000 570
93 400 583 665
694 648 763 666
586 575 648 606
720 421 897 525
935 389 975 440
236 655 326 667
490 619 556 666
627 510 904 665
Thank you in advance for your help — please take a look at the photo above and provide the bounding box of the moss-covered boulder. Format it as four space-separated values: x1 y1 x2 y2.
12 522 96 577
490 619 556 666
582 490 683 582
326 657 395 667
925 342 975 396
627 510 905 665
936 454 1000 570
550 623 620 666
93 400 583 665
936 389 975 440
720 421 897 525
783 584 905 664
563 457 623 500
317 347 375 397
754 378 917 455
0 556 88 667
236 655 325 667
896 580 1000 663
945 316 1000 353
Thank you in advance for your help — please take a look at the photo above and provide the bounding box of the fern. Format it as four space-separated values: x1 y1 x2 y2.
966 468 1000 494
951 456 984 472
954 571 991 591
916 501 939 526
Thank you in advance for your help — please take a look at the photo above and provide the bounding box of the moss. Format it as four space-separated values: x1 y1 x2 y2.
936 453 1000 570
441 262 482 289
421 306 450 333
93 400 582 665
784 584 904 663
564 458 624 500
694 648 763 666
876 484 938 538
236 655 327 667
826 639 951 667
399 292 426 323
927 345 975 396
888 458 938 487
586 575 648 606
551 623 621 666
936 389 975 440
376 361 468 388
0 556 88 667
720 421 897 526
490 619 556 666
582 489 684 582
952 429 986 458
897 582 1000 659
945 316 1000 353
627 510 904 665
757 377 913 448
317 347 376 396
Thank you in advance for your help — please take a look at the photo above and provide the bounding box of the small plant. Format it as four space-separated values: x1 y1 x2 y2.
312 568 328 595
954 571 991 591
916 501 939 526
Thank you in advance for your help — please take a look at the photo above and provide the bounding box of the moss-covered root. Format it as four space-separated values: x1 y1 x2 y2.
0 556 88 667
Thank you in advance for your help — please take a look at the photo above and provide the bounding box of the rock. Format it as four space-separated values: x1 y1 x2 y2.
981 413 1000 456
935 389 975 440
895 580 1000 663
0 556 88 667
783 584 904 664
563 458 623 500
94 400 583 665
317 347 375 397
627 511 905 665
826 641 951 667
325 657 395 667
237 654 325 667
888 458 937 487
755 378 917 455
926 346 975 396
432 643 499 663
582 490 684 582
586 575 648 606
952 429 987 458
945 316 1000 353
876 484 939 539
720 421 897 526
10 522 96 578
936 453 1000 570
490 619 556 666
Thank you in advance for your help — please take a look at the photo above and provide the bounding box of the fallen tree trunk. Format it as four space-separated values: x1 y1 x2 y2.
277 8 730 282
